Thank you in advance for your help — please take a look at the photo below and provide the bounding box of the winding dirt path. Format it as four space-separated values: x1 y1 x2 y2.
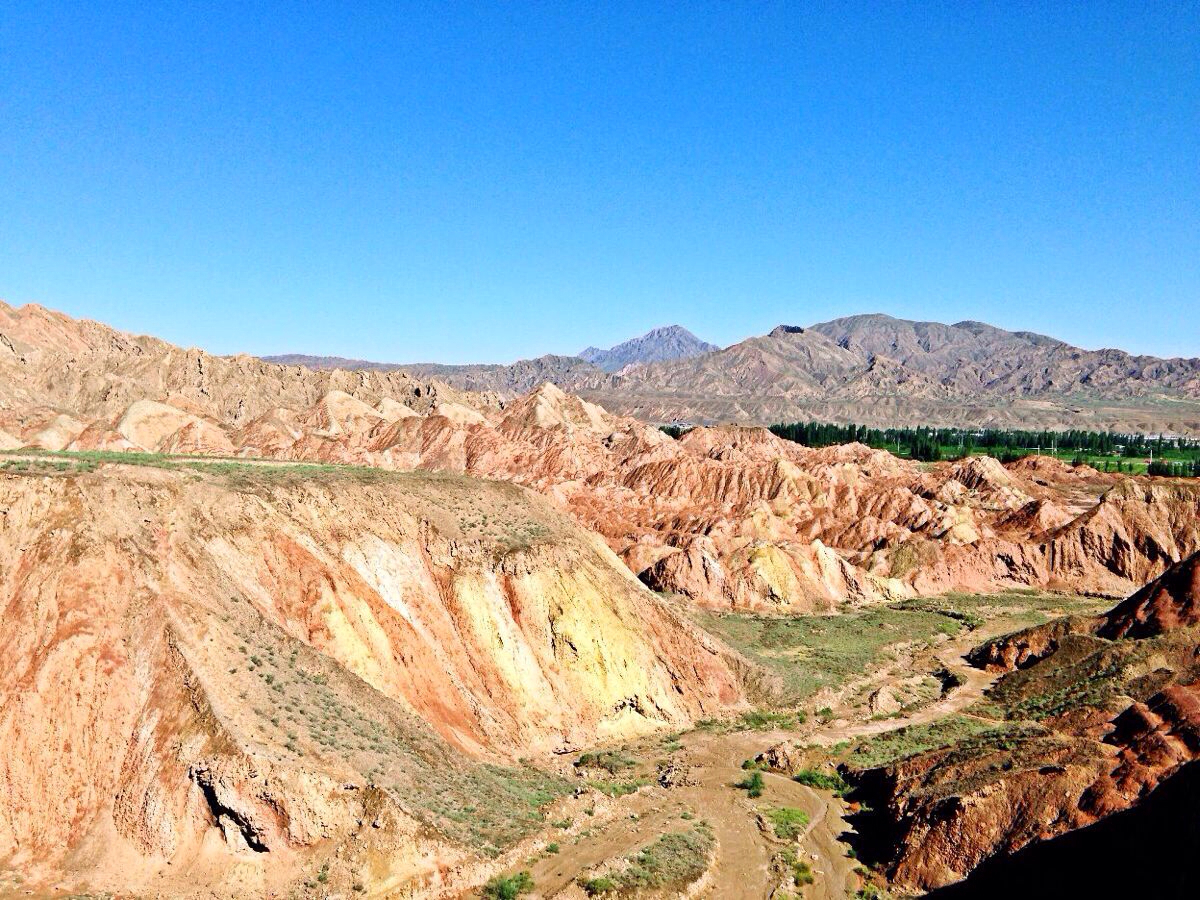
526 633 1006 899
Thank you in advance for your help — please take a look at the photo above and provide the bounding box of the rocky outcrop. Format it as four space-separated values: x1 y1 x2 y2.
0 300 497 426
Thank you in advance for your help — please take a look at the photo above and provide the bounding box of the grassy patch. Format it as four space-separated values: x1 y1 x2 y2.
588 778 649 798
695 607 965 705
584 825 714 894
897 591 1109 635
764 807 810 840
845 715 1012 769
792 768 850 794
0 457 98 476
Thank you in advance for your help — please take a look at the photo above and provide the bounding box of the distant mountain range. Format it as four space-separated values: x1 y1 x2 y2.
265 315 1200 433
267 325 719 377
263 324 721 394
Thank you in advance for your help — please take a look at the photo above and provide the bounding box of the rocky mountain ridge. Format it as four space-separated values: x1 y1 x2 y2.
6 302 1200 612
581 314 1200 431
271 310 1200 432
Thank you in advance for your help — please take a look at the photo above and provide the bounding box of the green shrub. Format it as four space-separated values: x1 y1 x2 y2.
792 768 849 794
582 876 618 896
735 771 765 798
793 859 815 886
575 751 637 775
482 871 534 899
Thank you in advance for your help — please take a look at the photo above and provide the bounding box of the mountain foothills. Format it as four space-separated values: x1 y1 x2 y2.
2 298 1200 898
269 314 1200 433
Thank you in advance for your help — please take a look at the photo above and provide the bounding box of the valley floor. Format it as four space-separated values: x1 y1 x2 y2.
468 592 1111 900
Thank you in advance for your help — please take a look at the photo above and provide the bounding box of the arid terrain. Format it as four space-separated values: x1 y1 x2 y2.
3 299 1200 898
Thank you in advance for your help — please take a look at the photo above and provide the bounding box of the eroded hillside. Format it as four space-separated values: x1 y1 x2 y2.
0 460 741 896
5 300 1200 898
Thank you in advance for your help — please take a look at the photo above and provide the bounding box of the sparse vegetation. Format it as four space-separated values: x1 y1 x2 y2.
588 777 649 798
224 618 571 857
856 883 890 899
694 607 966 705
846 715 1016 768
581 876 618 896
576 750 637 775
695 708 806 734
582 825 715 894
776 847 815 889
764 807 810 840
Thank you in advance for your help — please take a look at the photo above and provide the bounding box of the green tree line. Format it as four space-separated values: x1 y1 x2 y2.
659 422 1200 476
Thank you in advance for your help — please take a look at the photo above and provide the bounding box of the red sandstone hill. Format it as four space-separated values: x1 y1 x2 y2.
1100 550 1200 638
849 555 1200 892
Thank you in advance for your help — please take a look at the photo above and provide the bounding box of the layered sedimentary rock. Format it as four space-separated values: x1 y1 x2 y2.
0 463 741 894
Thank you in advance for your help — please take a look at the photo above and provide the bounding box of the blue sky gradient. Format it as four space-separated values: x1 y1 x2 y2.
1 1 1197 362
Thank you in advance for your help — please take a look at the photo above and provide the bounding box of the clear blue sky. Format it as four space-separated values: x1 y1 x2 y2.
1 1 1197 362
